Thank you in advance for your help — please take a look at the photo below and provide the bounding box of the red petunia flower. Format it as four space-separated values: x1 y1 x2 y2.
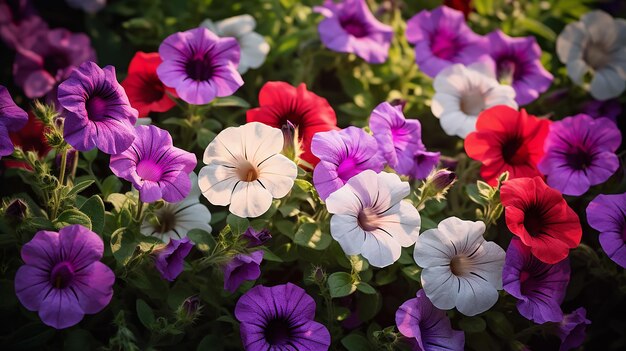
246 81 338 168
5 111 50 170
121 52 177 118
464 105 550 186
444 0 473 18
500 176 582 264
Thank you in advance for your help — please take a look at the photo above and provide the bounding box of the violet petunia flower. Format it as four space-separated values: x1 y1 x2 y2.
503 238 570 324
581 98 621 122
222 250 263 293
311 127 384 200
556 307 591 351
155 237 193 281
314 0 393 64
242 227 271 247
486 30 553 105
157 27 243 105
0 0 47 50
0 85 28 158
235 283 331 350
538 114 621 196
406 6 487 78
587 193 626 268
396 289 465 351
109 125 197 203
14 224 115 329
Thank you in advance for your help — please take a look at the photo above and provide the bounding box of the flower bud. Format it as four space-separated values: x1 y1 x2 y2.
177 295 202 323
431 169 457 193
5 198 28 221
281 121 297 160
243 227 272 247
310 266 327 285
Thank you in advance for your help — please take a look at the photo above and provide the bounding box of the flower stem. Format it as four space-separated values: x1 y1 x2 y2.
135 201 144 222
69 150 79 184
58 148 68 186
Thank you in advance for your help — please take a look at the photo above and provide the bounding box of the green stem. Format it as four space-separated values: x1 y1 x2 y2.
135 201 144 222
58 149 68 186
69 150 79 185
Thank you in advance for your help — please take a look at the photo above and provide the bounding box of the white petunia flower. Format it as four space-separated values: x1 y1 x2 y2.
201 14 270 74
199 122 297 218
141 173 212 243
326 170 421 268
413 216 505 316
431 62 517 139
556 10 626 100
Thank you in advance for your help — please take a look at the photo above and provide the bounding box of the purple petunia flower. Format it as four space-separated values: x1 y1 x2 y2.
157 27 243 105
311 127 384 200
396 289 465 350
58 61 137 154
486 30 553 105
581 98 622 123
14 224 115 329
538 114 621 196
110 125 197 203
0 85 28 158
222 250 263 293
406 6 487 78
155 237 193 281
314 0 393 64
503 238 570 324
586 193 626 268
242 227 272 247
0 0 47 50
235 283 331 350
556 307 591 351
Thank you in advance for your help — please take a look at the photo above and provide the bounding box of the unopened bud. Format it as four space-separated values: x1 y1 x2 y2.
5 199 28 220
178 295 202 322
431 169 457 192
311 266 326 285
243 227 272 247
281 121 297 160
389 98 407 111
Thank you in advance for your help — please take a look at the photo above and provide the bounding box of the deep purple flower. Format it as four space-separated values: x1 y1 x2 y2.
486 30 553 105
58 61 137 154
0 0 47 50
0 85 28 158
242 227 272 247
503 238 570 324
396 289 465 351
556 307 591 351
222 250 263 293
587 193 626 268
538 114 621 196
14 224 115 329
406 6 487 78
314 0 393 64
157 27 243 105
581 98 621 122
155 237 193 281
235 283 331 350
109 125 197 203
311 127 384 200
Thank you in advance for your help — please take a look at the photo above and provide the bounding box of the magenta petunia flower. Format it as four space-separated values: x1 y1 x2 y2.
0 0 47 50
109 125 197 203
557 307 591 351
587 193 626 268
155 237 193 281
0 85 28 158
14 224 115 329
314 0 393 64
581 98 621 123
503 238 570 324
486 30 553 105
406 6 487 78
235 283 331 350
311 126 385 201
157 27 243 105
538 114 621 196
222 250 263 293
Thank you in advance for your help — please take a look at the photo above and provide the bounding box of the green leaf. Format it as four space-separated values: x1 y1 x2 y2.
485 311 514 339
328 272 357 298
341 334 371 351
466 184 487 206
54 209 92 230
227 214 250 236
294 223 331 250
196 128 216 149
107 193 130 212
473 0 495 15
136 299 155 329
162 117 192 128
187 229 216 252
110 227 137 265
517 16 557 41
67 180 95 197
211 96 250 108
274 219 296 239
78 195 105 234
459 316 487 333
63 329 92 351
401 266 422 282
356 282 376 295
294 179 313 193
261 247 284 262
476 181 493 198
101 175 122 198
82 149 98 163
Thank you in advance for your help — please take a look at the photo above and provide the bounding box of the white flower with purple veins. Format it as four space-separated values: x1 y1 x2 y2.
413 216 505 316
326 170 421 268
201 15 270 74
557 10 626 100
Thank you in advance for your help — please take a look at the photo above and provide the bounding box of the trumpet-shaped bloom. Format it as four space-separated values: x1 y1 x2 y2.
154 237 193 281
557 308 591 351
0 0 47 50
586 193 626 268
222 250 264 293
0 85 28 158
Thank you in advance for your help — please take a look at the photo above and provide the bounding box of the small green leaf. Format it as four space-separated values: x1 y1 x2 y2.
136 299 155 329
82 149 98 163
356 282 376 295
517 16 557 41
485 311 514 339
101 175 122 198
187 229 216 252
401 266 422 282
107 193 130 212
78 195 105 234
261 247 284 262
476 181 493 198
328 272 357 298
459 316 487 333
67 180 95 197
274 219 296 239
211 96 250 108
294 179 313 193
196 128 216 149
54 209 92 230
341 334 372 351
227 214 250 236
110 227 137 265
294 223 331 250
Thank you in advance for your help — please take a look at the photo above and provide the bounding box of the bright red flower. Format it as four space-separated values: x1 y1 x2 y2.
500 177 582 264
246 81 338 168
5 111 50 170
444 0 473 18
464 105 550 186
121 52 177 117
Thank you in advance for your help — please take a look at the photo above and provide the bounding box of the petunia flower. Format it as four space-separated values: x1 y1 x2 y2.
246 81 338 168
581 98 621 122
406 6 487 78
311 127 385 201
235 283 331 350
396 289 465 350
242 227 272 247
413 216 505 316
199 122 297 218
326 170 421 268
201 14 270 74
154 237 193 281
314 0 393 64
14 224 115 329
500 177 582 264
0 85 28 159
586 193 626 268
65 0 106 14
157 27 243 105
486 30 553 105
5 111 50 169
556 10 626 100
465 105 550 186
222 250 264 293
556 307 591 351
0 0 47 50
110 125 197 203
431 62 518 138
140 173 212 243
503 238 571 324
121 52 177 118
